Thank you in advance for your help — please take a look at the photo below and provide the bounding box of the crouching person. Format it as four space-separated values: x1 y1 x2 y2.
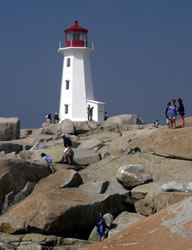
41 153 55 174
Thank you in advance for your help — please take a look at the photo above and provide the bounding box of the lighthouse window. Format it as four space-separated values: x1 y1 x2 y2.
65 80 70 90
67 58 70 67
64 104 69 114
73 32 80 40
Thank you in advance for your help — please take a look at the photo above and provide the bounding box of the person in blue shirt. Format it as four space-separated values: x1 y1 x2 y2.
167 99 177 129
96 213 107 241
41 153 55 173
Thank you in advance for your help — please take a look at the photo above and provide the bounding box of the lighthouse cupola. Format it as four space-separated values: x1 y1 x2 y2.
65 20 88 47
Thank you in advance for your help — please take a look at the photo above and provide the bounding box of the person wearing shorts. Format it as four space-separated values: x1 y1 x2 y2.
41 153 55 174
167 99 177 129
62 135 73 164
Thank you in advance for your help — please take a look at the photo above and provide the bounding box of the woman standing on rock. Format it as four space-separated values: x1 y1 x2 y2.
177 98 185 128
167 99 177 129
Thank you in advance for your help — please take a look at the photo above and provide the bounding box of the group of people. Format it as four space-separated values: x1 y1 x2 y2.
45 112 60 124
165 98 185 129
87 105 94 121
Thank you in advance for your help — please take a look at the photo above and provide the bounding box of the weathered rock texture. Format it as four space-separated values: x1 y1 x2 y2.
81 197 192 250
0 157 50 214
0 169 131 238
0 117 20 141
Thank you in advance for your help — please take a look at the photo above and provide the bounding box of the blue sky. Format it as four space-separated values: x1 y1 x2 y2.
0 0 192 128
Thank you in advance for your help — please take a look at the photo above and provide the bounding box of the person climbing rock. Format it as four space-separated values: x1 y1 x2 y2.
41 153 55 173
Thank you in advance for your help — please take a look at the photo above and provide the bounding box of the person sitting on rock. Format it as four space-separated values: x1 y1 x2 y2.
61 134 73 164
41 153 55 174
96 213 107 241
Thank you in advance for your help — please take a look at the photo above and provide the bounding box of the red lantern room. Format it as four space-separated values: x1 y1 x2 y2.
65 20 88 47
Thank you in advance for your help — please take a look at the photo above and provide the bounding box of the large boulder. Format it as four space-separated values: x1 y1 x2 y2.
73 121 90 134
78 138 103 151
73 149 101 165
60 119 75 135
108 211 145 238
0 169 131 237
0 158 50 214
131 182 192 216
0 117 20 141
160 182 186 192
42 123 61 136
116 164 152 189
0 233 93 249
0 142 22 154
106 114 144 125
79 181 109 194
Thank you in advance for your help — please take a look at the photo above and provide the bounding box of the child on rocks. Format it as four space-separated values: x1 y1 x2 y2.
41 153 55 174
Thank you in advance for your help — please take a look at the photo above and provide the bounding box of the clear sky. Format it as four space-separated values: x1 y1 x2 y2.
0 0 192 128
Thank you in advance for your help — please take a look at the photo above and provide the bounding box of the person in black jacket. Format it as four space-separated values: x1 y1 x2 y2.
165 102 170 127
177 98 185 128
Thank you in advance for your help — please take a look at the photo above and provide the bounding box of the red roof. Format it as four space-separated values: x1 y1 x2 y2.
65 21 88 32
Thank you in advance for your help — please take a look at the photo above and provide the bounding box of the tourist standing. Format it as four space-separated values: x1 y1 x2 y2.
54 112 59 124
61 135 73 164
167 99 177 129
177 98 185 128
104 112 108 121
165 102 171 127
90 106 94 121
87 105 91 121
96 213 107 241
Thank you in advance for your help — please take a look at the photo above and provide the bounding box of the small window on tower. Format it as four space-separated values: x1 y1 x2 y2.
73 32 80 40
65 80 70 90
64 104 69 114
67 58 70 67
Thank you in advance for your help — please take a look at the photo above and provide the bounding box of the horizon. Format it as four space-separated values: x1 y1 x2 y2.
0 1 192 128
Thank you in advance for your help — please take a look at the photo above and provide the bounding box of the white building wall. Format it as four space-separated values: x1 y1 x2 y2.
59 47 104 122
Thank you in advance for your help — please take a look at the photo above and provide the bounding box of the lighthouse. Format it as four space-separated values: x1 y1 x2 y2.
58 21 104 122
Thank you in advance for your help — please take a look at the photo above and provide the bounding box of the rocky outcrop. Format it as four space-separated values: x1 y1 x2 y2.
0 142 22 154
60 170 83 188
131 182 192 216
0 117 20 141
108 211 145 238
105 114 144 126
82 197 192 250
78 138 103 151
60 119 75 135
73 149 101 165
0 232 93 249
0 158 50 214
79 181 109 194
116 164 152 189
0 169 131 237
160 182 186 192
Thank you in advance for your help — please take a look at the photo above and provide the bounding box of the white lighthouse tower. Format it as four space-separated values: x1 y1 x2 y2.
58 21 104 122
